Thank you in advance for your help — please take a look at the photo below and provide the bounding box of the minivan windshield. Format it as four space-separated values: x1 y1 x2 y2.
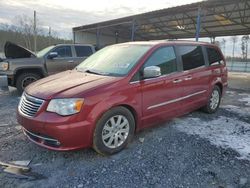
36 45 55 58
76 44 151 76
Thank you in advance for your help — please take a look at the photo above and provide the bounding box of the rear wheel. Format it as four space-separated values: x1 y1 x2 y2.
16 72 41 94
202 85 221 113
93 106 135 155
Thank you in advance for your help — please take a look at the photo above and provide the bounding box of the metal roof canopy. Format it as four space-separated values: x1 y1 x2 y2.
73 0 250 42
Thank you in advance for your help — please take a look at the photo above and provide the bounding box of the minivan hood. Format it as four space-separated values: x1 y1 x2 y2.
4 41 36 59
25 70 121 99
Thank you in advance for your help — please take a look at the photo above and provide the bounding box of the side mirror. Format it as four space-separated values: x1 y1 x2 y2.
47 52 58 59
143 66 161 79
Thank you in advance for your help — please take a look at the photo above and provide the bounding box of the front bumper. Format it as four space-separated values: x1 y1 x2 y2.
17 109 94 151
0 74 9 92
0 71 14 86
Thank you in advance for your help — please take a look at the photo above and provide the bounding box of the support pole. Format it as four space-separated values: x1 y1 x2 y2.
245 40 248 72
195 6 201 42
73 31 76 44
210 36 215 44
131 19 136 41
115 31 119 44
96 28 100 49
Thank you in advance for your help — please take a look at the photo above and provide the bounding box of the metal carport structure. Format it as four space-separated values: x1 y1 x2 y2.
73 0 250 47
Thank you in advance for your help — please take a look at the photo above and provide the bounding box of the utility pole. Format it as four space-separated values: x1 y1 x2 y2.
34 10 37 53
49 26 51 45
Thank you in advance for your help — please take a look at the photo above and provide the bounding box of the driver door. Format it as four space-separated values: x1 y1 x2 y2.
46 45 75 75
140 46 184 127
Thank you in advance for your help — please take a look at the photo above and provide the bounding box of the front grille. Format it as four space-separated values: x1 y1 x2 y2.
18 93 44 117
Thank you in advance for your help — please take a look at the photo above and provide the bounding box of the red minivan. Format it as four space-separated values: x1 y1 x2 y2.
17 41 228 155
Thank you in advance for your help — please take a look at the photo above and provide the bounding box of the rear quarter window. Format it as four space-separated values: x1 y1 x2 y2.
75 46 93 57
206 47 224 66
178 45 205 71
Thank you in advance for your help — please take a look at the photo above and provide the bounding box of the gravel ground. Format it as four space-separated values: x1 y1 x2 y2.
0 84 250 188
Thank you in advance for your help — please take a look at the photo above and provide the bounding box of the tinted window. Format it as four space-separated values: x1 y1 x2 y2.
75 46 93 57
206 47 223 65
53 46 72 57
144 46 177 75
178 46 205 71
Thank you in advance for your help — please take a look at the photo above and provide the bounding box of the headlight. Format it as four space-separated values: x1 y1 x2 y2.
47 98 84 116
0 62 9 71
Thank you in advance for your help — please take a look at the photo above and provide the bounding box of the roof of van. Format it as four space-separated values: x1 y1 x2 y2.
120 40 216 47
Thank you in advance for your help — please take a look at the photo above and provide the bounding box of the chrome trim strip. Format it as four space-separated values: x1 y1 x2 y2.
24 93 44 104
18 92 44 118
129 65 206 84
182 65 206 74
23 128 58 142
147 90 207 110
129 80 140 84
142 71 178 82
129 71 178 84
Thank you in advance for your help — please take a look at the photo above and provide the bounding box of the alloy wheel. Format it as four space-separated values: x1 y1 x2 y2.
102 115 130 149
210 89 220 110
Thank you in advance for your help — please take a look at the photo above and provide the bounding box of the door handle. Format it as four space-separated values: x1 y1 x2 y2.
184 76 192 81
67 60 74 63
173 79 182 83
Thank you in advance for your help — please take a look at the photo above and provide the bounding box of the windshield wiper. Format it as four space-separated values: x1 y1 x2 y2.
85 69 109 76
76 68 110 76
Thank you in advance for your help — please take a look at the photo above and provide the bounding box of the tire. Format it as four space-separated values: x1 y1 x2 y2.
93 106 135 155
16 72 41 94
202 85 221 114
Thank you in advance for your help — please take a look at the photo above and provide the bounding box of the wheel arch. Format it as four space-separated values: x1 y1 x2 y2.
14 68 45 86
214 82 223 94
118 104 138 131
90 102 139 136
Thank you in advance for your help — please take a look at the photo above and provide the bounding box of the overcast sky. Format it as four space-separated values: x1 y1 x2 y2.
0 0 202 37
0 0 245 57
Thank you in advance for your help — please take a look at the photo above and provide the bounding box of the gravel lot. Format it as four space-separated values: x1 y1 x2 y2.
1 74 250 188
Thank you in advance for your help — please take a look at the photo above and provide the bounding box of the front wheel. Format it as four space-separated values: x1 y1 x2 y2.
93 106 135 155
202 85 221 114
16 72 41 94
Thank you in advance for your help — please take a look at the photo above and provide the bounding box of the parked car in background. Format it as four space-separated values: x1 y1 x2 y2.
17 41 228 155
0 42 95 93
